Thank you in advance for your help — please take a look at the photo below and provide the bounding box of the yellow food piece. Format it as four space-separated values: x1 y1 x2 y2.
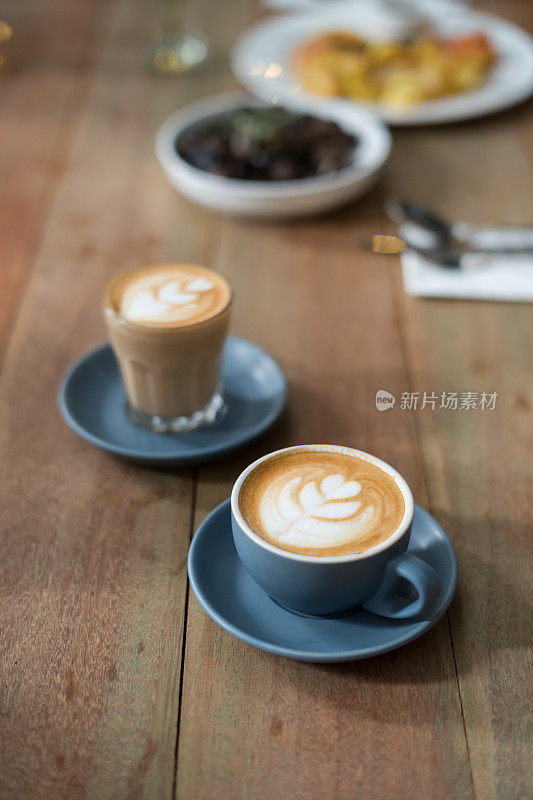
292 31 496 107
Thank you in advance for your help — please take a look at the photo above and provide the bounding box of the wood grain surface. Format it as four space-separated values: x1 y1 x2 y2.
0 1 531 799
0 0 105 366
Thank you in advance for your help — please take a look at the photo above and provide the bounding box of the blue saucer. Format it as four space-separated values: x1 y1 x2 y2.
188 500 457 662
58 336 286 466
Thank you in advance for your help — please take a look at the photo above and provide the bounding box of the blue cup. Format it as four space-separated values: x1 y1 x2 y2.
231 445 441 617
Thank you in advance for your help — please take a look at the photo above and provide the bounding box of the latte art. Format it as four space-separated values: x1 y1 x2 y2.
260 472 375 549
112 264 231 327
123 276 214 324
239 448 405 556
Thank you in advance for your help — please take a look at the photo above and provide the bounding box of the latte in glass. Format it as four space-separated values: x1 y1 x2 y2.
238 445 405 557
104 263 232 432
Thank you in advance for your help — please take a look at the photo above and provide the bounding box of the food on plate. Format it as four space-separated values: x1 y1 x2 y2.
292 30 496 106
175 105 358 180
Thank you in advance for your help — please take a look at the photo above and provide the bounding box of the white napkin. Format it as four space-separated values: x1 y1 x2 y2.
400 222 533 302
264 0 470 8
262 0 470 11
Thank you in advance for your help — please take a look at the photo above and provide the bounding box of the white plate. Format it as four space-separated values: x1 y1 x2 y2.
232 0 533 125
155 92 391 219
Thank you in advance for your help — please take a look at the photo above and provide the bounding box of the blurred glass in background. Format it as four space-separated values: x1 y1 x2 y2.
152 0 209 73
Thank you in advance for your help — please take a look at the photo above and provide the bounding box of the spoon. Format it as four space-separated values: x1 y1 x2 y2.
371 234 533 269
387 200 533 251
385 200 533 269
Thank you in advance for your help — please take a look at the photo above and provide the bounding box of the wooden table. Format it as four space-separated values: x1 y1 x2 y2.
1 1 531 798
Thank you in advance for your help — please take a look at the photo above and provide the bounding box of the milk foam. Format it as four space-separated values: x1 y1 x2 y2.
259 472 378 549
115 265 230 327
239 449 405 557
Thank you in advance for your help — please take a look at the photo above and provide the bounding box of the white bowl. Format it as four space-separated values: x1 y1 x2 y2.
155 93 391 219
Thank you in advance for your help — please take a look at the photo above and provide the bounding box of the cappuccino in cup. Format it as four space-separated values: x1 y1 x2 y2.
238 446 405 557
104 264 232 432
231 445 440 617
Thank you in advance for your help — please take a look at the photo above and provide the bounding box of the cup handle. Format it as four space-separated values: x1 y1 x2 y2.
362 553 441 619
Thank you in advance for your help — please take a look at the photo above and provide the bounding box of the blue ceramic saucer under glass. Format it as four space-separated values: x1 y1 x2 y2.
188 500 457 662
58 336 286 466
